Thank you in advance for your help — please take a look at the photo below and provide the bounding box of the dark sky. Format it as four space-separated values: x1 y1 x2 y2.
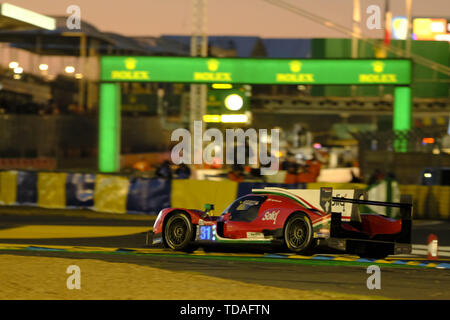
6 0 450 38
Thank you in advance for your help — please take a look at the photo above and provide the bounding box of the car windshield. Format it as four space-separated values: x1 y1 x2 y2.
222 195 267 222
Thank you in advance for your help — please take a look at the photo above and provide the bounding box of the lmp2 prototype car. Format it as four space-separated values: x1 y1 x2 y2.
151 187 412 258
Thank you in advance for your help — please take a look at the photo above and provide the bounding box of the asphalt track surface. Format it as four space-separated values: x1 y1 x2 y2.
1 206 449 300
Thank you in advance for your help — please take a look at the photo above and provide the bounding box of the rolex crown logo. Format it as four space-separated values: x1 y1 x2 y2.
207 59 219 72
372 61 385 73
125 58 137 70
289 60 302 73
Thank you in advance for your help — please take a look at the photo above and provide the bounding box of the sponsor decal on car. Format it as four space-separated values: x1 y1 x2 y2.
246 232 265 239
261 210 280 224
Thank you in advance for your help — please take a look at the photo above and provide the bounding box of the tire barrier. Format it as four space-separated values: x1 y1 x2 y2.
0 170 170 215
0 170 448 219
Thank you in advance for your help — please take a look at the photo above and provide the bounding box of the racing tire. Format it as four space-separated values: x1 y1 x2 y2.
283 213 316 255
163 213 198 253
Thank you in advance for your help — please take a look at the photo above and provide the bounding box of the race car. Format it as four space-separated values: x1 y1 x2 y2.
151 187 412 258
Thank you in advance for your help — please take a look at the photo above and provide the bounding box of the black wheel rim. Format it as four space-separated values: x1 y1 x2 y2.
286 218 309 249
166 217 189 248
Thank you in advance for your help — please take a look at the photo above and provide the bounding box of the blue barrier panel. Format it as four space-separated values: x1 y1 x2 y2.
16 171 37 204
237 182 306 198
66 173 95 208
126 178 171 215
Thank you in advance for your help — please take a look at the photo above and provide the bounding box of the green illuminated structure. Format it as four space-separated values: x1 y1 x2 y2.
98 83 121 172
100 57 411 85
393 86 412 152
99 57 412 172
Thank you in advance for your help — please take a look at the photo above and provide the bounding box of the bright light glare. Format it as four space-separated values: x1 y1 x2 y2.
422 137 435 144
39 64 49 71
424 173 432 178
14 67 23 74
9 61 19 69
220 114 248 123
430 21 445 33
1 3 56 30
203 115 221 123
65 66 75 73
435 34 450 41
212 83 233 89
224 94 244 111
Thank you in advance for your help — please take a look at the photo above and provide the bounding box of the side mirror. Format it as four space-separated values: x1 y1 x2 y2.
204 203 215 214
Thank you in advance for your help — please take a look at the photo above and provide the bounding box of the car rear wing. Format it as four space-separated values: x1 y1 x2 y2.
321 187 413 243
319 187 412 218
253 187 359 217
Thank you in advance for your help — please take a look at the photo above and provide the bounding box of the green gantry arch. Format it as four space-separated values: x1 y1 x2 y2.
98 56 412 172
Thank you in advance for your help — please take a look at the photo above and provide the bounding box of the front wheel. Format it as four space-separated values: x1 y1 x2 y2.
164 213 198 252
283 213 315 255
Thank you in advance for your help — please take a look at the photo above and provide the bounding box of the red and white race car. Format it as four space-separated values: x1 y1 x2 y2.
151 187 412 258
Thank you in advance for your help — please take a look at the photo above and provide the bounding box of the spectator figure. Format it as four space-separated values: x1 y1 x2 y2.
155 160 173 179
280 159 289 171
280 152 295 171
367 171 400 218
294 154 322 184
305 154 322 182
368 169 384 185
296 164 315 183
175 163 191 179
228 164 244 183
284 162 298 184
350 170 362 183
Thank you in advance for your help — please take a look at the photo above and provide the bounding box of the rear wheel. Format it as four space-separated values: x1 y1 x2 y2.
164 213 198 252
283 213 315 255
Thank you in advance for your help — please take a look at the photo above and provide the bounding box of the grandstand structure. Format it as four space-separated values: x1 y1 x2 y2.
1 29 448 116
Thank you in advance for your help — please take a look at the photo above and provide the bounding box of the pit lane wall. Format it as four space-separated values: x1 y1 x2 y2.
0 170 448 219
